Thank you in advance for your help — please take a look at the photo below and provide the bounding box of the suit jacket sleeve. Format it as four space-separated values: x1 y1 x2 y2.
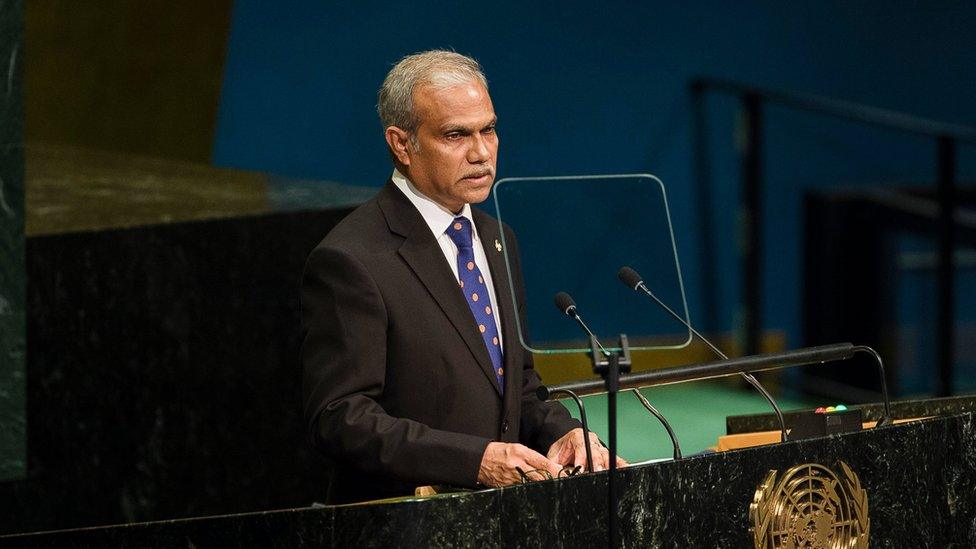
301 244 491 488
506 230 581 452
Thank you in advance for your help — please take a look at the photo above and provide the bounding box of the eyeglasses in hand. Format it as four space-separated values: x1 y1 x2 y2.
515 465 583 483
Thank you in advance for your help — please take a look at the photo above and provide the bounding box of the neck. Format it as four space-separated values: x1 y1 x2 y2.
394 167 466 215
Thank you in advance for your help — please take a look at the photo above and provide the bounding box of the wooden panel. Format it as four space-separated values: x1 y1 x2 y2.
25 0 233 161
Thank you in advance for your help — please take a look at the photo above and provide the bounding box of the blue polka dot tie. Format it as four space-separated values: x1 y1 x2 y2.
446 216 504 394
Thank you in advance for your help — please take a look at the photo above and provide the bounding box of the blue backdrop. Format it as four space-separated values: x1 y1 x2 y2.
212 1 976 350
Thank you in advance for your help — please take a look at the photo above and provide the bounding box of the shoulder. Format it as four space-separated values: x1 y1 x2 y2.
315 182 403 252
304 183 413 279
302 199 388 299
320 198 386 249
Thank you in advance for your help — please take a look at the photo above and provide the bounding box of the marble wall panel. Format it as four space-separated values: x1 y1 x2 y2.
0 207 353 534
0 0 25 482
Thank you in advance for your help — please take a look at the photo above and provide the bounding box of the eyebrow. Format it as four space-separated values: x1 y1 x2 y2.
440 117 498 134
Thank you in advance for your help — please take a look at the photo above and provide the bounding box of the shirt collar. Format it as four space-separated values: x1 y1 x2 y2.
391 168 480 241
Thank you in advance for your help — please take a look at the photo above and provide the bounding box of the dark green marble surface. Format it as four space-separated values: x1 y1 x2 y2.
726 394 976 434
0 208 358 534
0 0 26 482
5 411 974 547
25 143 377 236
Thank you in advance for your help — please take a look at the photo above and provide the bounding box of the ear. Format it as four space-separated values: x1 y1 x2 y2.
385 126 412 166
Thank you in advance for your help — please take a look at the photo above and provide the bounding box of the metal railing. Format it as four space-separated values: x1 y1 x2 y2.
691 77 976 396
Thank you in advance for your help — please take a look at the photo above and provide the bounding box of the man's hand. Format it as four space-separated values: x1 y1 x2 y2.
478 442 563 487
546 428 628 471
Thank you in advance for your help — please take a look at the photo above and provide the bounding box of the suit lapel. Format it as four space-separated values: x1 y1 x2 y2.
378 183 502 396
474 210 522 405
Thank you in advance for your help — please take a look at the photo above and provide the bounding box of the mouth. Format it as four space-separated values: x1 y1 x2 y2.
462 171 494 184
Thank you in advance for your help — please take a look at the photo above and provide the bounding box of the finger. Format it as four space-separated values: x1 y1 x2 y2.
616 455 629 468
546 442 561 462
546 431 575 463
572 438 588 469
590 451 604 472
596 446 611 471
564 429 586 461
594 438 616 471
579 431 598 469
521 447 562 478
557 440 575 465
487 444 532 487
546 440 570 465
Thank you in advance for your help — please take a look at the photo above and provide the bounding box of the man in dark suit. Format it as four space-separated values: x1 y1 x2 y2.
301 50 619 504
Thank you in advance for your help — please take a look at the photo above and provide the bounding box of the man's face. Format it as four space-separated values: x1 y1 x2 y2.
392 81 498 213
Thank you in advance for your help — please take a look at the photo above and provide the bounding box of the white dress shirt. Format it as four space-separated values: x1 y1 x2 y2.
391 169 504 348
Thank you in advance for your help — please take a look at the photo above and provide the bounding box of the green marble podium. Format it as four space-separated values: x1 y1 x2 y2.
0 0 26 483
4 400 974 547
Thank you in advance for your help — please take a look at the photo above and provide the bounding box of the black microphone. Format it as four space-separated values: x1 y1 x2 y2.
545 292 595 470
617 266 644 292
554 291 610 357
617 266 790 443
552 291 682 461
554 291 577 317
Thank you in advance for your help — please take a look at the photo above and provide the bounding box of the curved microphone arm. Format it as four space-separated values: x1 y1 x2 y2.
629 389 682 460
547 388 594 473
852 345 894 427
739 372 789 443
622 270 790 443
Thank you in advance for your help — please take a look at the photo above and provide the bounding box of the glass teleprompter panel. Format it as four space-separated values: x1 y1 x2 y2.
492 174 692 354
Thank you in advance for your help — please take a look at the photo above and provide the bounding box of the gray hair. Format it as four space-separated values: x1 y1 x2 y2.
377 50 488 134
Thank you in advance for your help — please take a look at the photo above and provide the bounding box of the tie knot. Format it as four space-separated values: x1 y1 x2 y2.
446 216 473 249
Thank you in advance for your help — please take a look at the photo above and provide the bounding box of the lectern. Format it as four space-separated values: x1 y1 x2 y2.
6 396 974 547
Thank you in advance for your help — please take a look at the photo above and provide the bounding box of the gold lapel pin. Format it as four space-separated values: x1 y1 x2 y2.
495 239 502 252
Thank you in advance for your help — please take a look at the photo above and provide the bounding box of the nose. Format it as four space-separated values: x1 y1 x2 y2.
467 133 490 164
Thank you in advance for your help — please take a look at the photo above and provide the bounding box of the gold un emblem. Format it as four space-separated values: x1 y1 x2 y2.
750 461 869 548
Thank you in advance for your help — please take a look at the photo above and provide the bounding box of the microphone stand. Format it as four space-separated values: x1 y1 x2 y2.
555 293 648 547
547 388 594 473
588 334 631 549
630 389 681 460
627 274 789 443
